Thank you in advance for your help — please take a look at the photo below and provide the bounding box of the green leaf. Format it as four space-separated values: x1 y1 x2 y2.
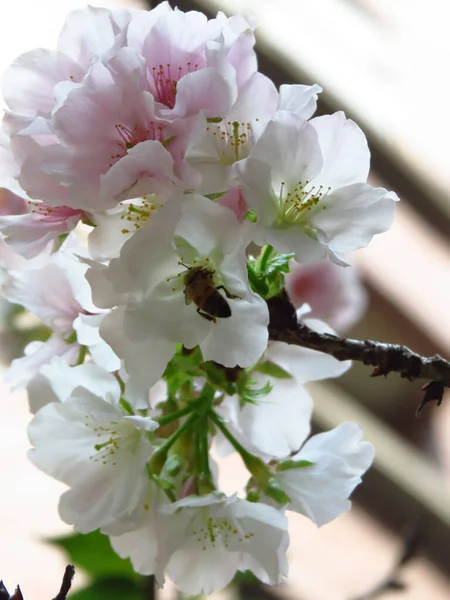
264 250 294 278
69 578 143 600
48 530 138 580
255 360 293 380
246 246 294 300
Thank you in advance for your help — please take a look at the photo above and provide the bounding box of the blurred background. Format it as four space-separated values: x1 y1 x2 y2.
0 0 449 598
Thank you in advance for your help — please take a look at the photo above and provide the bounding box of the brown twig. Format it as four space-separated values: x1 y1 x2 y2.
267 290 450 414
52 565 75 600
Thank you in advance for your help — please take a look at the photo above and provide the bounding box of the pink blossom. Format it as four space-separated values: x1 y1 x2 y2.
285 260 368 332
217 187 248 221
0 188 83 258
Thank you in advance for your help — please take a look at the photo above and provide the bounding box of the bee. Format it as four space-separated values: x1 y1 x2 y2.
183 265 240 323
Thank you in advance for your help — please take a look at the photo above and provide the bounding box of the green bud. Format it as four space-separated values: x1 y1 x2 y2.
246 489 260 503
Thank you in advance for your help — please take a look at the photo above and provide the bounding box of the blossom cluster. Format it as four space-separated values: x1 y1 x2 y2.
0 3 396 595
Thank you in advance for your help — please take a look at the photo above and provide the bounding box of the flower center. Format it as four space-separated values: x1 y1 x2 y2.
150 62 199 109
85 414 140 467
206 119 255 164
275 180 330 227
28 201 82 223
192 516 255 550
110 121 166 165
120 195 162 234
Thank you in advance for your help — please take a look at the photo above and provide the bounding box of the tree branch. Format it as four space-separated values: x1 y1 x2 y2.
267 290 450 414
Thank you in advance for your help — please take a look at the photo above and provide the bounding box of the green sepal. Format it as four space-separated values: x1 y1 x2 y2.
276 459 315 471
119 397 134 416
164 454 183 477
201 361 238 396
162 135 176 147
64 330 78 344
243 210 257 223
237 377 272 405
255 360 293 380
246 489 260 503
150 473 176 492
265 477 291 505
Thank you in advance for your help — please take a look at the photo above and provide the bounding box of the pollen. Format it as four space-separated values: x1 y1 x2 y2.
119 196 160 234
206 120 254 163
276 180 331 226
193 516 255 551
150 61 199 109
84 413 140 468
110 121 165 165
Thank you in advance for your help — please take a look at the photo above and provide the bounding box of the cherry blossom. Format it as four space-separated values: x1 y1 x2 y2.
236 111 398 264
274 423 375 526
28 385 158 533
88 195 269 403
111 493 289 594
216 316 351 459
0 2 398 593
2 237 118 386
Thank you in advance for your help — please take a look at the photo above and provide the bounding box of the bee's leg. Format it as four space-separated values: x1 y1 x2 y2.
216 286 241 300
197 308 216 323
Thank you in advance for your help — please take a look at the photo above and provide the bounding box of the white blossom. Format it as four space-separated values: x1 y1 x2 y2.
28 386 158 533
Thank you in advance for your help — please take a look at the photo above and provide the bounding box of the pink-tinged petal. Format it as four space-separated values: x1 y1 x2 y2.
141 10 215 102
2 261 83 330
2 49 84 115
127 2 173 53
217 187 248 221
57 6 131 66
5 336 79 388
100 140 180 205
0 204 82 258
0 188 28 215
228 71 278 122
170 68 235 119
285 260 368 332
310 112 370 188
223 19 257 88
18 143 73 205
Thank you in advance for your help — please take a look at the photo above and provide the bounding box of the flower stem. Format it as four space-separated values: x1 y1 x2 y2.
149 412 198 475
155 405 193 427
209 410 268 480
